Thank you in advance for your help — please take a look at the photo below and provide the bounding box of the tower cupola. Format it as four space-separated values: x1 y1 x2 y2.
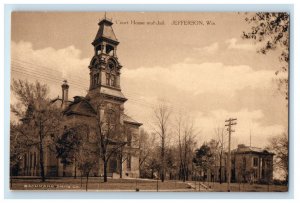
92 18 119 57
87 16 126 103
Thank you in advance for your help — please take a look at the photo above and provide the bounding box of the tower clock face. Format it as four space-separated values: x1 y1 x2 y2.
108 61 115 71
109 63 114 70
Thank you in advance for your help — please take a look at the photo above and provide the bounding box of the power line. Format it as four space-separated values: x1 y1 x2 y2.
11 67 177 113
12 58 155 97
12 58 89 82
12 66 88 91
12 58 182 106
11 61 185 114
12 60 152 99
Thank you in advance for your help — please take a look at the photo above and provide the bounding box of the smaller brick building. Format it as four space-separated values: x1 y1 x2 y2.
231 144 274 183
204 144 274 184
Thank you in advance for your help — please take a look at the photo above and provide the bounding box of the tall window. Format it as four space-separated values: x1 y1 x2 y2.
24 154 27 169
96 73 99 85
127 132 132 146
106 73 110 85
253 157 259 167
106 61 116 87
242 157 246 170
127 154 131 170
93 73 99 87
30 153 32 169
33 152 36 169
106 44 114 56
111 75 115 86
253 170 258 179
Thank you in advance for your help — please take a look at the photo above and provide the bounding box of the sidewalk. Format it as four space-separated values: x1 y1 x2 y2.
186 181 213 192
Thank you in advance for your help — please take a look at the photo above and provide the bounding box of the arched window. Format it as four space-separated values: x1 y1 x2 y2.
33 152 36 168
96 73 99 85
106 44 114 56
127 154 131 170
30 153 32 169
93 73 100 87
106 73 110 85
106 61 117 87
127 132 132 146
111 75 115 86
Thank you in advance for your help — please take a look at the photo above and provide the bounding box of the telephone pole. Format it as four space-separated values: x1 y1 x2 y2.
225 118 237 192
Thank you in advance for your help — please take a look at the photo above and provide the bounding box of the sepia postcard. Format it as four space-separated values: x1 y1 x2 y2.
10 11 289 192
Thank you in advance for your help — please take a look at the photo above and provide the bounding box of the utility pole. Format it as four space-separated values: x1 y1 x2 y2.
225 118 237 192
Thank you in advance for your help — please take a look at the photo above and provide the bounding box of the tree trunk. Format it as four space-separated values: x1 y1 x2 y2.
10 169 13 189
151 168 154 179
63 164 66 177
119 154 122 179
219 152 223 184
180 163 185 181
103 159 108 182
81 172 83 188
39 123 45 182
156 177 159 192
161 137 165 182
186 165 189 181
74 158 77 179
183 164 186 181
86 173 89 191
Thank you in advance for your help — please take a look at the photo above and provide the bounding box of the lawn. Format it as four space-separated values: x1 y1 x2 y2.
204 182 288 192
10 178 288 192
10 177 193 191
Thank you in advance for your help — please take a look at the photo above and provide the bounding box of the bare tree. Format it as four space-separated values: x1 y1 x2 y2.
117 124 136 179
153 103 171 182
138 128 156 177
267 132 288 183
214 126 226 184
145 146 161 179
55 124 89 178
11 79 62 182
76 141 98 191
174 113 197 182
91 98 127 182
10 121 33 187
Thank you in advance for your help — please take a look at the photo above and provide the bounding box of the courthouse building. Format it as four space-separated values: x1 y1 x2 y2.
16 17 142 178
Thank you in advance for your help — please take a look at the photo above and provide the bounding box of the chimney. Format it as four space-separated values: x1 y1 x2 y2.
61 80 69 109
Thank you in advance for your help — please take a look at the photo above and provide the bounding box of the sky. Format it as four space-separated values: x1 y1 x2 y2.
10 12 288 149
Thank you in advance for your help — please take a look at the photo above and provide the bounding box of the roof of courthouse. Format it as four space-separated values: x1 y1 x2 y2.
231 144 274 155
63 96 97 117
62 96 142 126
121 113 143 126
92 18 119 46
100 86 127 101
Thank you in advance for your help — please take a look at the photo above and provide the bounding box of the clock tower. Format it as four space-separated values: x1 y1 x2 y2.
55 17 142 178
87 17 127 110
